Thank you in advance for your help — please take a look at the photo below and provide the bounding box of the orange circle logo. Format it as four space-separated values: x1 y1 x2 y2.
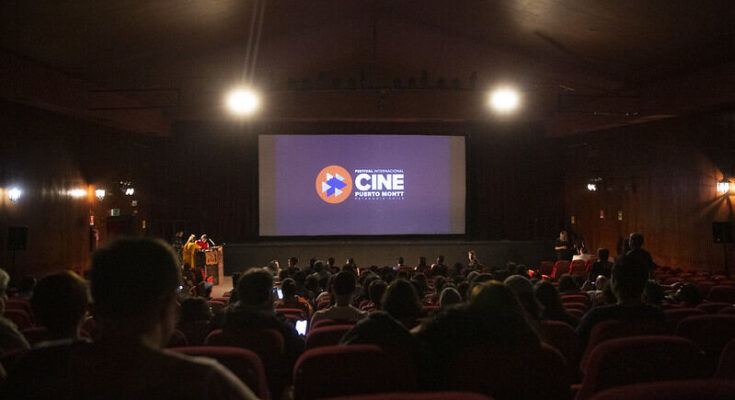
315 165 352 204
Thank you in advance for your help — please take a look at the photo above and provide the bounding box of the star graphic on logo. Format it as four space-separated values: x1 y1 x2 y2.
321 173 347 197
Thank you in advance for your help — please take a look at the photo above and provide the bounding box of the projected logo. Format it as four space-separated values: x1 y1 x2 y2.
315 165 353 204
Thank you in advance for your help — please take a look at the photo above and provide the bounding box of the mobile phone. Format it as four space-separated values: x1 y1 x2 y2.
295 320 308 336
178 285 184 291
276 287 283 300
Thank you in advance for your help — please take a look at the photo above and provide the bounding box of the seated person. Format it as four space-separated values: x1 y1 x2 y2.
0 268 30 354
274 278 313 318
414 281 541 390
366 280 387 311
223 268 305 368
504 275 542 324
439 287 462 309
643 280 665 308
179 297 212 324
310 271 366 326
31 271 90 344
3 238 256 399
557 274 582 295
586 248 613 282
576 254 666 349
534 280 579 327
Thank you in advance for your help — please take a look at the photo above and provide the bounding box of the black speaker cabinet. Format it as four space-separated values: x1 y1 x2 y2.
713 222 733 243
7 226 28 251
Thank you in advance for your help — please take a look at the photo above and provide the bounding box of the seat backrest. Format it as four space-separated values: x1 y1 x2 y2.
446 343 570 400
570 260 587 275
5 298 32 316
715 338 735 379
20 326 50 346
563 302 588 312
206 328 287 398
664 308 706 330
588 379 735 400
552 261 571 280
540 320 580 366
3 309 33 330
581 320 670 371
322 392 494 400
561 294 591 306
170 346 269 400
293 344 417 400
166 329 189 348
539 261 555 276
708 286 735 303
696 302 732 314
676 314 735 359
311 319 345 330
719 306 735 315
276 308 308 319
305 325 353 350
177 320 212 346
576 336 706 400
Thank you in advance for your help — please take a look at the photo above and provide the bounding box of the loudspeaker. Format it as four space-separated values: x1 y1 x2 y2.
7 226 28 251
713 222 733 243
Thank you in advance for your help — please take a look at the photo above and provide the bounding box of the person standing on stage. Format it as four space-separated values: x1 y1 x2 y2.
554 230 574 261
182 234 198 268
196 234 210 249
467 250 481 270
170 231 184 263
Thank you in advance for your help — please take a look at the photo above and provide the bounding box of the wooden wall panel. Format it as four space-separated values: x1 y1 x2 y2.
563 113 735 272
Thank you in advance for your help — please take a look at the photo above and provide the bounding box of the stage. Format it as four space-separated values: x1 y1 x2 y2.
222 239 554 275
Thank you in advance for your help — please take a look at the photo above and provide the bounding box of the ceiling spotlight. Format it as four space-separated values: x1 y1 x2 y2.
717 179 731 195
95 189 106 200
587 183 597 191
226 88 260 116
125 188 135 196
489 87 520 113
68 188 86 198
8 187 22 202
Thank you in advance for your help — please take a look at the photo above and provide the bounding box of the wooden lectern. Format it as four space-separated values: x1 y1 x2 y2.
195 246 225 285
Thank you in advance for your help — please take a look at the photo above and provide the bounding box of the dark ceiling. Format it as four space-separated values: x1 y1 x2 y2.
1 0 734 133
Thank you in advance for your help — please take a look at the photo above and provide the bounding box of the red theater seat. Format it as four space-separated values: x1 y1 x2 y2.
177 320 211 346
305 325 353 350
576 336 706 400
3 309 33 331
276 308 308 319
580 320 670 371
540 261 555 277
676 315 735 363
324 392 494 400
311 319 342 330
562 294 591 307
540 320 581 366
20 326 50 346
696 302 732 314
709 286 735 303
552 261 571 280
170 346 269 400
446 343 570 400
664 308 706 329
293 344 418 400
588 379 735 400
570 260 587 276
715 338 735 379
166 329 188 348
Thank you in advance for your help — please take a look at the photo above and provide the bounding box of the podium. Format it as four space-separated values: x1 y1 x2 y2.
195 246 225 285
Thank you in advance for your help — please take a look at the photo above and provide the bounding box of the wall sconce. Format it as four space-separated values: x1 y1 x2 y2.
717 179 732 195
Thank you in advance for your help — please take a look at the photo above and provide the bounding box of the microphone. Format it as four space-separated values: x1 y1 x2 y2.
208 238 216 246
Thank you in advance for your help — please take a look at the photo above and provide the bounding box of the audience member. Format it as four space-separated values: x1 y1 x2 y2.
671 282 703 307
557 274 581 295
274 278 313 318
179 297 212 324
3 238 257 399
439 287 462 309
626 232 655 276
16 275 36 300
534 280 579 327
31 271 90 343
576 254 665 348
382 280 423 328
504 275 541 324
223 268 305 367
310 271 366 325
0 268 30 353
368 280 388 310
586 248 613 282
415 281 540 389
643 280 665 308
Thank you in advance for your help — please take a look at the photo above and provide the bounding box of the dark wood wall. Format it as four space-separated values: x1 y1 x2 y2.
563 112 735 272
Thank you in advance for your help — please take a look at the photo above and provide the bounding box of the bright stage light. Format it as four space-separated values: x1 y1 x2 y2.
68 188 87 198
489 87 520 113
95 189 106 200
717 179 731 195
587 183 597 191
226 88 260 116
8 187 22 202
125 188 135 196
